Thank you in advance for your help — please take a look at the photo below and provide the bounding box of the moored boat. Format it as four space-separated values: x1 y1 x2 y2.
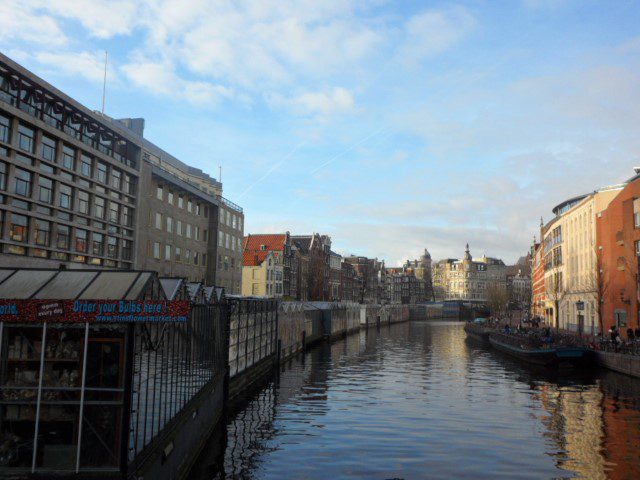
488 331 594 367
464 319 492 343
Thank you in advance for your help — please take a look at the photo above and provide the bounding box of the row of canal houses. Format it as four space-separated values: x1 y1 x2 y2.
532 167 640 337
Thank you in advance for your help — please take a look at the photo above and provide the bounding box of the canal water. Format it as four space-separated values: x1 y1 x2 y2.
190 321 640 479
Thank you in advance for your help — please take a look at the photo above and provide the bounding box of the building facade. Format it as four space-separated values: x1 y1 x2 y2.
0 54 140 270
432 245 506 303
241 233 290 298
329 250 342 301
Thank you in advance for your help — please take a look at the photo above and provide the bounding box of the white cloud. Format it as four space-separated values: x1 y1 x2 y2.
291 87 356 116
32 51 111 84
397 6 476 64
0 1 67 47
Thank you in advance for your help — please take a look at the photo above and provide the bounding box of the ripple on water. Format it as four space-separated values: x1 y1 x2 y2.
194 322 640 480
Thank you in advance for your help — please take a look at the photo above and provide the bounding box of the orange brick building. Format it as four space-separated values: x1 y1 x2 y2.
596 175 640 335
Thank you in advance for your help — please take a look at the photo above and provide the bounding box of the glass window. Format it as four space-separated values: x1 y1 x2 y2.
194 252 199 266
153 241 161 259
109 202 119 223
13 167 32 197
62 145 75 169
92 232 104 255
9 213 28 242
167 191 174 204
41 135 57 162
97 162 108 183
107 236 118 258
94 196 105 219
0 160 7 190
185 249 191 264
57 224 70 249
17 124 35 152
166 216 173 233
165 244 171 261
195 226 200 241
122 239 132 260
38 176 54 204
123 174 134 195
187 200 192 212
76 229 88 252
122 206 132 227
59 184 72 209
186 223 192 238
156 185 163 200
80 154 92 177
0 114 10 143
155 212 162 229
218 230 223 247
195 203 200 215
111 168 121 189
35 219 51 246
177 220 182 236
175 246 181 262
78 190 90 214
178 196 183 208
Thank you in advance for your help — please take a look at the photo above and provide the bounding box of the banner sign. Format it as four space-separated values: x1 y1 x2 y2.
0 299 190 323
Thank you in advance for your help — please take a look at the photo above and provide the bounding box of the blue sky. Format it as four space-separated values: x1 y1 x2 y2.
1 0 639 265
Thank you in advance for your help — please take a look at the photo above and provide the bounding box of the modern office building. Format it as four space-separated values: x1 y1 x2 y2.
0 53 245 292
0 53 140 270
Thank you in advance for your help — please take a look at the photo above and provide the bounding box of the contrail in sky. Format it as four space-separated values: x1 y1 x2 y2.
237 141 306 199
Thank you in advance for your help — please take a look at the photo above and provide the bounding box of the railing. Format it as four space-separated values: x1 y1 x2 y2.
597 339 640 356
217 195 243 213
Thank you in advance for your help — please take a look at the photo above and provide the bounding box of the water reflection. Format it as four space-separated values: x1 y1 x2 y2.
191 322 640 479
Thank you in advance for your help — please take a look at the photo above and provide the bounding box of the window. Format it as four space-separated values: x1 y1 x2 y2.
78 191 90 214
195 226 200 241
225 233 230 249
123 174 133 194
186 223 192 238
175 247 182 262
195 203 201 215
75 229 88 252
187 200 192 212
185 249 191 264
635 212 640 229
0 114 10 143
232 215 236 229
0 161 6 190
92 232 104 255
122 206 132 227
194 252 199 266
38 176 53 204
94 196 105 219
35 219 51 246
107 236 118 258
97 162 108 183
167 191 174 204
57 224 70 249
9 213 28 242
204 229 208 242
13 168 32 197
109 202 119 223
156 186 163 200
636 240 640 256
80 154 92 177
111 169 121 189
166 216 173 233
59 184 72 209
178 196 183 208
17 124 35 152
155 212 162 229
165 244 171 261
122 239 132 260
177 220 182 236
62 145 75 169
218 230 223 247
231 235 235 251
40 135 57 162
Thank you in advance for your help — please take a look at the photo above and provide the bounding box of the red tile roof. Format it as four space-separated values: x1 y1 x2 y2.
242 234 287 266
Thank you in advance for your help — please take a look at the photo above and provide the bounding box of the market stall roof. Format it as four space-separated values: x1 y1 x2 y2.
186 282 204 303
159 277 187 300
0 269 160 300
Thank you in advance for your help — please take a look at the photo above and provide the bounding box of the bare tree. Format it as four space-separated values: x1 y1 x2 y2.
546 271 566 332
486 283 509 318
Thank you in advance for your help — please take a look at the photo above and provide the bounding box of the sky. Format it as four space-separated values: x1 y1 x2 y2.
1 0 639 266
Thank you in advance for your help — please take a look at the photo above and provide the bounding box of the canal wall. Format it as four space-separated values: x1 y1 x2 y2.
596 351 640 378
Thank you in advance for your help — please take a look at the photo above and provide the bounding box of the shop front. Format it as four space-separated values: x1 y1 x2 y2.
0 269 226 478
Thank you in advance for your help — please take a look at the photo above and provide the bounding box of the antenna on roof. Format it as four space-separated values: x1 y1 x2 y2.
101 51 108 115
219 165 222 183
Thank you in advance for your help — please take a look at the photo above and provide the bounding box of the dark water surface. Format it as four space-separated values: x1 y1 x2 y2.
191 321 640 479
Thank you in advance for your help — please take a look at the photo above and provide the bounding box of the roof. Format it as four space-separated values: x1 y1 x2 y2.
291 235 312 253
159 277 186 300
243 234 287 266
0 269 159 300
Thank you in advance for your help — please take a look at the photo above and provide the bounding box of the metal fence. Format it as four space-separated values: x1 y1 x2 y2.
128 304 227 463
228 299 278 378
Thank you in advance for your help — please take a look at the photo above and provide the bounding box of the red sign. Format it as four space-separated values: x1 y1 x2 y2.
0 300 190 323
